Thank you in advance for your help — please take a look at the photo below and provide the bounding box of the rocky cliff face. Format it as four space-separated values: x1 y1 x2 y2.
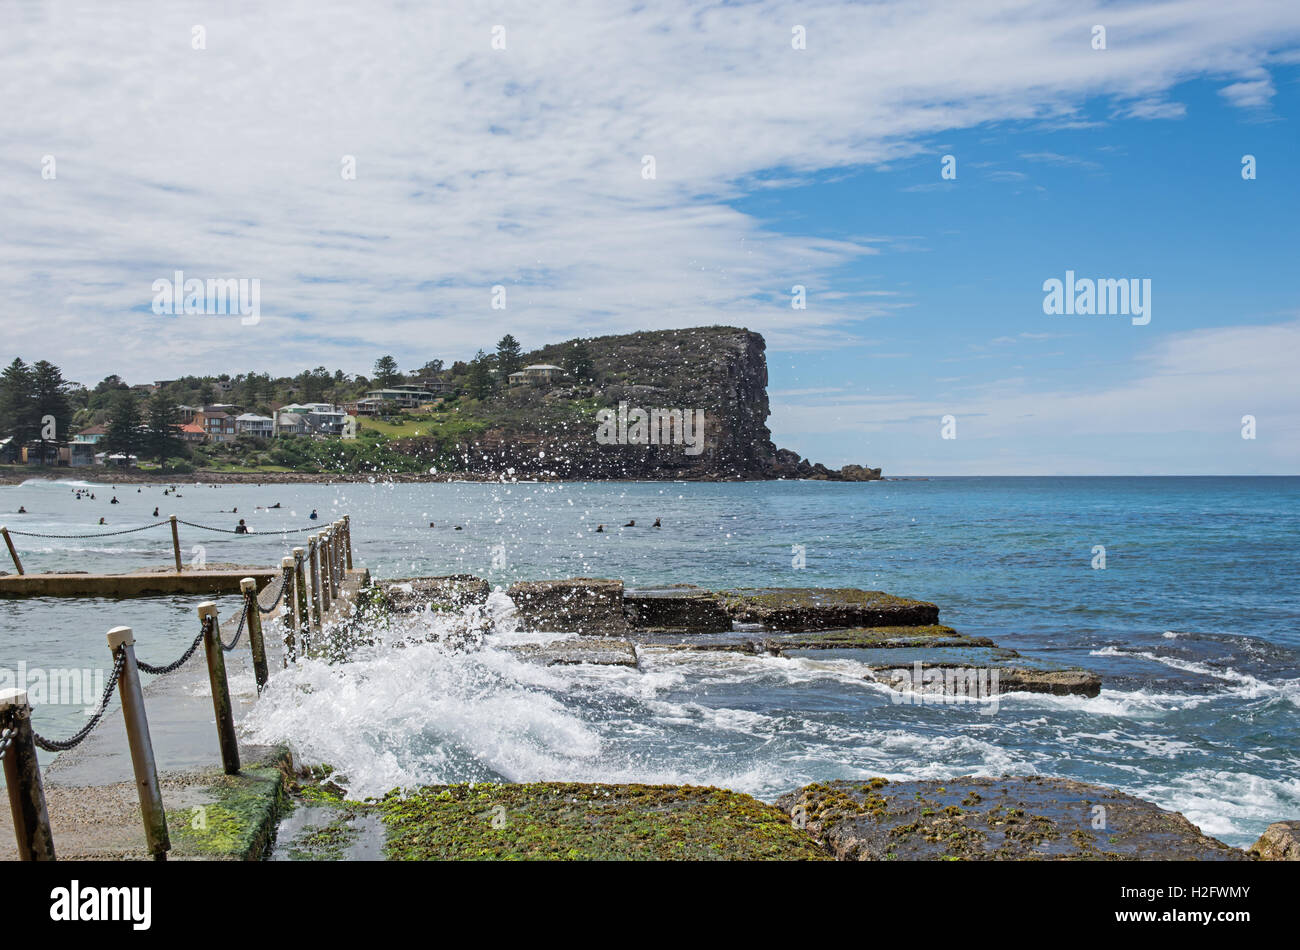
411 326 879 480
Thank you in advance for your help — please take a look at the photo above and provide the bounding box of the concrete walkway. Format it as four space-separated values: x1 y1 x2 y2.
0 568 278 599
1 568 369 860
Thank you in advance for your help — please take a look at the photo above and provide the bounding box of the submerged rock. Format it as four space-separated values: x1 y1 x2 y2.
510 637 640 667
1250 820 1300 860
778 776 1249 861
507 577 630 635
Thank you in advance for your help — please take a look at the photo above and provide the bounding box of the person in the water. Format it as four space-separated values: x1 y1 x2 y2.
98 517 106 525
595 524 604 532
16 506 26 514
623 519 635 527
235 519 249 534
152 507 159 517
309 509 318 520
652 518 661 528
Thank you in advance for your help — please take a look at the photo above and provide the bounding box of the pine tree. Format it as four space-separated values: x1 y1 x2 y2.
0 358 38 445
105 391 144 461
373 355 401 388
144 390 183 465
31 360 73 462
496 334 523 376
567 339 595 383
469 351 494 400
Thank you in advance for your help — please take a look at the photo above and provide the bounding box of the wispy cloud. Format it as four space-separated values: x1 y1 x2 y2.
1 0 1298 382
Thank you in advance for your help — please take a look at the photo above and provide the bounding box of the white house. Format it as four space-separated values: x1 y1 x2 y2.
236 413 275 438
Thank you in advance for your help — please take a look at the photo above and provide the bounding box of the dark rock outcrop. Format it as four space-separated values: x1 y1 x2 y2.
1250 820 1300 860
423 327 881 481
778 776 1250 861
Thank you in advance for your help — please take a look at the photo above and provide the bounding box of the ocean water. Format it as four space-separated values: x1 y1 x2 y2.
2 475 1297 846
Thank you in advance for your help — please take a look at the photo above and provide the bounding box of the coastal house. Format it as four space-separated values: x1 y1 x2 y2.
510 364 564 387
195 409 236 443
412 375 454 395
74 424 108 444
235 413 275 438
65 442 96 466
179 421 205 444
363 387 427 411
275 403 347 438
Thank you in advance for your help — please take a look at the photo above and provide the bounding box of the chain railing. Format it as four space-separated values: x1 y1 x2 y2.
32 650 127 753
1 515 356 862
1 514 323 577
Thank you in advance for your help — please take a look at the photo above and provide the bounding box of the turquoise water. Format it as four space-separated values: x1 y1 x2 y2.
2 475 1297 846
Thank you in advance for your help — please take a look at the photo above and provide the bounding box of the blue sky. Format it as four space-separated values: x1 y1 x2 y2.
761 76 1300 473
1 1 1297 474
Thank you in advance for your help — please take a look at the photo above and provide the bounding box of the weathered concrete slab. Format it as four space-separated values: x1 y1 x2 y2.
1250 820 1300 860
719 587 939 631
624 586 731 633
778 776 1251 861
510 638 640 668
379 574 490 611
0 568 278 599
507 577 629 636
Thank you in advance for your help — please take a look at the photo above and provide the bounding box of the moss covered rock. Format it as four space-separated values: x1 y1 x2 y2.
379 782 829 860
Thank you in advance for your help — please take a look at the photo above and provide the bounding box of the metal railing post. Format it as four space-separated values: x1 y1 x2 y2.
293 548 309 653
309 536 323 632
0 526 23 575
169 515 182 573
197 603 239 775
105 628 170 860
240 578 269 692
280 556 297 664
343 515 353 571
0 688 55 860
332 521 345 596
319 531 333 615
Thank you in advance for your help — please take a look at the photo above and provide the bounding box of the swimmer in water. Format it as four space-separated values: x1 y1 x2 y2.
595 524 604 533
652 518 661 528
623 519 636 527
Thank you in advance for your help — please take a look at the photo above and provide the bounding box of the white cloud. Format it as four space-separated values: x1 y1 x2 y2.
0 0 1298 382
773 318 1300 473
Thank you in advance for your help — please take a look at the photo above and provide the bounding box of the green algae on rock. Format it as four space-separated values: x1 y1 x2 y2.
164 759 290 860
379 782 830 860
